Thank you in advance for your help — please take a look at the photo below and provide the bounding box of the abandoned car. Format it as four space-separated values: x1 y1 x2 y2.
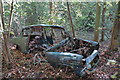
10 24 68 53
11 24 100 76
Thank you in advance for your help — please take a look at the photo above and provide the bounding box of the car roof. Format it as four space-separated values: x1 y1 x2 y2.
22 24 64 30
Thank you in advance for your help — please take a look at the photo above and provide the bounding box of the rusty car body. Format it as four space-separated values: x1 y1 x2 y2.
10 24 67 53
11 24 100 76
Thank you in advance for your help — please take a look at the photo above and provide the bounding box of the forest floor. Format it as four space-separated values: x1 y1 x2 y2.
2 40 120 79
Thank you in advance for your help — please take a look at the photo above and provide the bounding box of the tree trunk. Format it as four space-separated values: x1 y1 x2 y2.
0 1 10 64
100 2 106 41
49 1 56 38
94 2 101 41
66 2 75 37
0 0 14 65
109 1 120 50
49 2 53 24
25 2 38 25
49 2 52 15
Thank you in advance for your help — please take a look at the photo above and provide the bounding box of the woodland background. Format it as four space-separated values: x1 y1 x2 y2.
0 1 120 79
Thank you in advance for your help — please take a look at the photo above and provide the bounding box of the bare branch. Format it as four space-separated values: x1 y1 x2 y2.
4 1 10 6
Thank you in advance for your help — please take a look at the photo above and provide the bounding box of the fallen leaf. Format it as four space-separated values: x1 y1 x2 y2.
110 72 118 78
108 60 116 65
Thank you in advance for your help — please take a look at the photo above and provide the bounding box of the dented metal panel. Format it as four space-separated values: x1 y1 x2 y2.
46 52 83 66
85 50 99 66
45 37 100 76
10 36 29 53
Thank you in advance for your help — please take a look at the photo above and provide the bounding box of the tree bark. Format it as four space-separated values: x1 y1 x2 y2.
109 1 120 50
49 2 53 24
8 1 13 36
0 0 14 64
66 2 75 37
94 2 101 41
0 1 10 64
49 1 56 38
49 2 52 15
100 2 106 41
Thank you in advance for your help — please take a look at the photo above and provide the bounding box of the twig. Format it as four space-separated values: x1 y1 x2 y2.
65 66 68 73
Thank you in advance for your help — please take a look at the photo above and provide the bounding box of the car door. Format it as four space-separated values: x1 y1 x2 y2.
10 30 29 53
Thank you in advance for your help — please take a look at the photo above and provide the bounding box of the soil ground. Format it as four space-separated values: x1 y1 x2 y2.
1 40 120 80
